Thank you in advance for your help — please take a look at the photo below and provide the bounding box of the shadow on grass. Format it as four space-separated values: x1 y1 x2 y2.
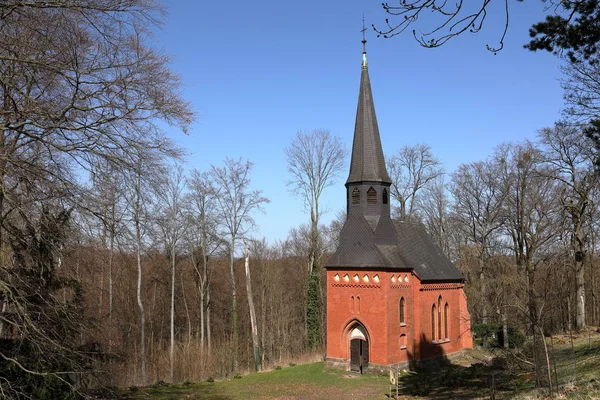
394 334 516 400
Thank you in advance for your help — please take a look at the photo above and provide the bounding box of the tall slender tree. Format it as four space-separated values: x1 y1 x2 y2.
285 129 346 349
538 122 598 329
450 159 507 323
154 163 187 382
498 142 559 387
186 169 222 355
209 158 269 372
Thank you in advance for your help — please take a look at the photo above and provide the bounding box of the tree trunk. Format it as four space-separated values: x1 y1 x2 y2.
479 254 487 323
230 238 239 372
501 310 509 350
181 279 192 344
135 218 146 385
170 248 176 382
244 243 261 372
527 261 543 387
108 230 114 317
207 287 212 353
199 276 205 347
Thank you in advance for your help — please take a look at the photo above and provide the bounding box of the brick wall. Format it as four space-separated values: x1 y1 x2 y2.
326 269 473 368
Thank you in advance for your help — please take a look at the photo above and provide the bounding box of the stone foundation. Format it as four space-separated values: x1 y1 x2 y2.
325 349 473 374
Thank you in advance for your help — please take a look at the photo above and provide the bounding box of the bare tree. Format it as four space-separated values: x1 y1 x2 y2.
0 0 191 392
123 153 152 385
186 169 222 355
285 129 346 350
209 158 269 372
285 129 347 275
373 0 599 62
538 122 598 330
387 143 444 220
416 176 453 257
244 241 261 372
563 58 600 125
498 141 559 387
450 159 507 323
154 163 187 382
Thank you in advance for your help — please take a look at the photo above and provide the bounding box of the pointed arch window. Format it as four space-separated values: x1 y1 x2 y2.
367 186 377 204
444 303 449 339
399 297 405 325
352 187 360 204
438 296 442 340
431 304 436 340
382 188 388 204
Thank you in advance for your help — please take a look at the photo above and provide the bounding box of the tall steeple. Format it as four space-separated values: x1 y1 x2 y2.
346 25 391 186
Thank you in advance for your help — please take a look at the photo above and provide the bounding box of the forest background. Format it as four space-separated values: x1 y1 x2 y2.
0 1 599 398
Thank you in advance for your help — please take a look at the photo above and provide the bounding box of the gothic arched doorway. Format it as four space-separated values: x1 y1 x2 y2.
349 324 369 373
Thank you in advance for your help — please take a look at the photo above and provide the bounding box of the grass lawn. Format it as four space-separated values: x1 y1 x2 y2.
121 362 389 400
118 332 600 400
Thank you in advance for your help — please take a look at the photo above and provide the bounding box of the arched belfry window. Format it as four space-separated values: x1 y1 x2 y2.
367 186 377 204
382 188 388 204
352 187 360 204
399 297 405 324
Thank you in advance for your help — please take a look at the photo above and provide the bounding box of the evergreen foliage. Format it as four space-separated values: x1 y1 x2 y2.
1 208 95 399
306 269 321 350
526 0 600 63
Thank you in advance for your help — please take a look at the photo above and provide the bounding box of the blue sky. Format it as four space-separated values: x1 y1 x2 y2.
156 1 565 245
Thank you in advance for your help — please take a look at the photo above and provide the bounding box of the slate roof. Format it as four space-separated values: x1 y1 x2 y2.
328 218 464 282
346 59 391 185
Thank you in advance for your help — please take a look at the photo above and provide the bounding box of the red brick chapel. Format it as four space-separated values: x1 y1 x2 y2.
325 38 473 373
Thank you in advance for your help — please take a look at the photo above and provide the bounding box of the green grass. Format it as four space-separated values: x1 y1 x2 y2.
121 363 389 400
119 333 600 400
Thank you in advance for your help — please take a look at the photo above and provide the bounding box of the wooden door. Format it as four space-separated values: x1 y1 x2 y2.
350 339 360 372
350 338 369 373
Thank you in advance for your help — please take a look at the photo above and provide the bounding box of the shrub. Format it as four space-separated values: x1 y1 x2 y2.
233 373 242 379
472 323 501 348
472 323 525 349
497 326 525 348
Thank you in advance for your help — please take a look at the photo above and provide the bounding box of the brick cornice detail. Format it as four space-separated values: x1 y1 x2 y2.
331 283 382 289
420 283 463 291
390 284 410 289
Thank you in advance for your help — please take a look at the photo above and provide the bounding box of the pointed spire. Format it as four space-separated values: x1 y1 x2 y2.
346 27 391 185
